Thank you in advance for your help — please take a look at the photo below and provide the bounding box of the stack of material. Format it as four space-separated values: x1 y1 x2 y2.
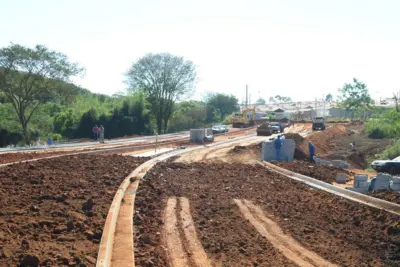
261 139 295 162
390 177 400 192
332 160 350 169
374 173 392 191
335 173 347 184
190 128 213 143
347 174 369 193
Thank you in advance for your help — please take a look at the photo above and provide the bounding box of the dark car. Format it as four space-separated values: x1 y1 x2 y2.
371 157 400 174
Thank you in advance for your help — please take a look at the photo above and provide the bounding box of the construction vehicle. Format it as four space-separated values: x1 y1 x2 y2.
232 107 256 128
312 117 326 131
256 122 280 136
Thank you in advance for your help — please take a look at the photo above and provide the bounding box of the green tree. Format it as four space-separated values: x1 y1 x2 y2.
325 93 333 102
255 97 266 105
273 95 292 103
126 53 196 134
338 78 372 112
204 93 239 122
269 96 276 103
0 44 84 143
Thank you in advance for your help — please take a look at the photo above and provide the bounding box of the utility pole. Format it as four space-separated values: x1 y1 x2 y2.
245 84 249 108
249 93 251 107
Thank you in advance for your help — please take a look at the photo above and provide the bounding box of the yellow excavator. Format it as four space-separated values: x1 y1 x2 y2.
232 107 256 128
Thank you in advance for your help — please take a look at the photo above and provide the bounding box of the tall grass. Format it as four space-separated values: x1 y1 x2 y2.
365 109 400 139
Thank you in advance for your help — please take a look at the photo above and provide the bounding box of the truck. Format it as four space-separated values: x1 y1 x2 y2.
312 117 326 131
256 122 280 136
371 156 400 174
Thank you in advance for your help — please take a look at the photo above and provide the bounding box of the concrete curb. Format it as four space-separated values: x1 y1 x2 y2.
96 134 261 266
263 162 400 216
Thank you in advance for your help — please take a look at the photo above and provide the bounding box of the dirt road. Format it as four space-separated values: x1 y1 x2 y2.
134 162 400 266
0 154 147 266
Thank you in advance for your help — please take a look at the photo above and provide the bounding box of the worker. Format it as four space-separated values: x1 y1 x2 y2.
280 134 285 140
274 135 282 161
308 141 315 162
350 141 356 151
99 125 105 143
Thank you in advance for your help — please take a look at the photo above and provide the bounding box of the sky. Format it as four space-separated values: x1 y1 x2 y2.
1 0 400 103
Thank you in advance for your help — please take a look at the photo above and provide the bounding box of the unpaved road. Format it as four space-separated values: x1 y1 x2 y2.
134 162 400 266
0 154 147 266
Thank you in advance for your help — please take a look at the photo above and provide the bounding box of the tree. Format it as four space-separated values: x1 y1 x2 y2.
204 93 239 122
272 95 292 103
255 97 266 105
269 96 276 103
0 44 84 143
338 78 372 112
393 92 399 112
326 93 333 102
126 53 196 134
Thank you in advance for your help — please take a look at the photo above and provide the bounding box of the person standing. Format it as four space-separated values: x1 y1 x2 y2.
99 125 105 143
92 125 99 140
274 135 282 161
308 141 315 162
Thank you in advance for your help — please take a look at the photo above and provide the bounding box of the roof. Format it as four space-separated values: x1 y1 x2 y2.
274 108 285 112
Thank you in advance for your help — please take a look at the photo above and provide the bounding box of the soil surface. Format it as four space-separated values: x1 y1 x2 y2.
0 154 147 266
274 160 354 184
369 191 400 205
134 162 400 267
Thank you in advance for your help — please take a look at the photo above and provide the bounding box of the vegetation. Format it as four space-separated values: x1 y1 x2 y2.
125 53 196 134
338 78 372 111
365 109 400 139
0 44 241 146
204 93 239 123
0 44 84 143
269 95 292 103
255 97 266 105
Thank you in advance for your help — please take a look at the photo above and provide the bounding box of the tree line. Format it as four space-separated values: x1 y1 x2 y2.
0 44 240 146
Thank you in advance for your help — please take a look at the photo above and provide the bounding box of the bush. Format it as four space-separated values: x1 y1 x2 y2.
365 109 400 139
51 133 63 141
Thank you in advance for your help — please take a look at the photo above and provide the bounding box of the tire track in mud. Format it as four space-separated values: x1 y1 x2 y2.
234 199 337 267
164 197 212 267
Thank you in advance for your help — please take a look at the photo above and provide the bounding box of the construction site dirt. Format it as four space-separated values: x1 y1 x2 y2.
0 154 147 266
274 161 354 184
134 162 400 267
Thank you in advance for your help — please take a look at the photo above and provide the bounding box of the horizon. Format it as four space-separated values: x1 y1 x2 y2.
2 0 400 103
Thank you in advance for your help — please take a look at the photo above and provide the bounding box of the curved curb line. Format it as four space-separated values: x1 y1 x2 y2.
96 134 261 267
263 162 400 216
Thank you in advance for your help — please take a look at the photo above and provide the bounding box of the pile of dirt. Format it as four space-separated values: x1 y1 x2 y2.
284 133 308 160
369 191 400 205
0 154 147 266
284 133 304 144
297 125 350 157
275 160 353 184
230 143 262 155
134 162 400 266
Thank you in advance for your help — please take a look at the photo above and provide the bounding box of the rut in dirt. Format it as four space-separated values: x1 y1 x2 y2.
134 162 400 267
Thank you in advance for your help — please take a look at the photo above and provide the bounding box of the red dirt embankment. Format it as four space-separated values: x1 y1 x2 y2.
0 154 147 266
275 161 354 184
135 162 400 266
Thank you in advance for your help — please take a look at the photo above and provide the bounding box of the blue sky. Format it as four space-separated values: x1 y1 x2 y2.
1 0 400 103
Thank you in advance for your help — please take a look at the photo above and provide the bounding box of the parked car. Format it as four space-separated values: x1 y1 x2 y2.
371 156 400 174
212 125 225 134
220 125 229 133
270 122 283 133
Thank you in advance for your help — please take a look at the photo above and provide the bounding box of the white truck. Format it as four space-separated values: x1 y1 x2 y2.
312 117 326 131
